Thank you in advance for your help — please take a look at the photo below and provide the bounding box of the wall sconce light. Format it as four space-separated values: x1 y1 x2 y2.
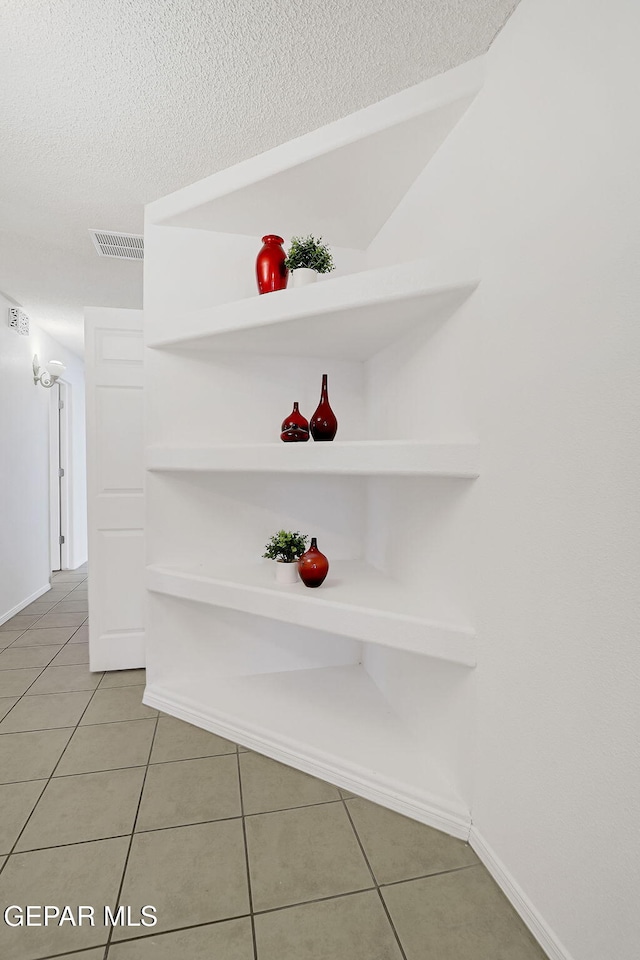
33 354 66 388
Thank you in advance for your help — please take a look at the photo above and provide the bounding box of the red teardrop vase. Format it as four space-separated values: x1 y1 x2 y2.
256 235 288 294
298 537 329 588
310 374 338 441
280 402 310 442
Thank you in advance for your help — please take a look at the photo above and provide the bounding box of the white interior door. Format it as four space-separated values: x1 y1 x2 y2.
85 307 144 671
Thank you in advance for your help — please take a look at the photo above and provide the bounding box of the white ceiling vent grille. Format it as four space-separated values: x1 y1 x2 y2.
89 230 144 260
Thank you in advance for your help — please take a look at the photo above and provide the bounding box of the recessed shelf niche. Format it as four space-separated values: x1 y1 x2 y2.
143 55 483 834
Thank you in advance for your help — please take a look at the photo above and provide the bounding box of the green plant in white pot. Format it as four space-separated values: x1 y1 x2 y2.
263 530 308 584
284 235 335 287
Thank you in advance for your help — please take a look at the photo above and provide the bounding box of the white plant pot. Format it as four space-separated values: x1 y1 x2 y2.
275 560 299 584
291 268 318 287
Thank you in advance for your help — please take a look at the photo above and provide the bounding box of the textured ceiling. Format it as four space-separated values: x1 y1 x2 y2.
0 0 518 355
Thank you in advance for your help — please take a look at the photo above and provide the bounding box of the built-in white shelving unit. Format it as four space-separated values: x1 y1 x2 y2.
143 55 484 834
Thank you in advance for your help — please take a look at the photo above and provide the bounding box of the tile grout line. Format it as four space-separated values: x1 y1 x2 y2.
0 600 90 869
81 883 398 953
0 592 97 736
0 606 92 740
340 795 409 960
236 751 259 960
1 794 346 856
0 654 106 874
103 711 161 959
30 941 105 960
2 573 152 958
246 866 481 917
1 598 85 647
0 650 96 732
378 861 480 888
102 882 427 952
251 886 377 918
0 792 348 860
0 714 149 737
37 945 108 960
1 813 486 869
0 578 89 730
57 914 256 956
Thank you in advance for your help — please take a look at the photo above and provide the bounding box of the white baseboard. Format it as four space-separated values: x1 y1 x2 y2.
0 583 51 627
470 827 575 960
144 684 471 839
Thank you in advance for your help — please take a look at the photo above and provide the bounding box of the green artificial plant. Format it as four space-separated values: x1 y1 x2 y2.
263 530 309 563
284 235 335 274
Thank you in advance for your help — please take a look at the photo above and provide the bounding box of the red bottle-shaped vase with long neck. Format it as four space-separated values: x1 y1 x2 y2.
256 235 288 294
298 537 329 588
280 402 310 442
310 374 338 441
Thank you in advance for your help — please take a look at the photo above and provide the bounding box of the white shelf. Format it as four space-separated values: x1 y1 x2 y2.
146 440 479 477
147 260 478 359
146 560 476 667
144 664 470 835
145 58 483 249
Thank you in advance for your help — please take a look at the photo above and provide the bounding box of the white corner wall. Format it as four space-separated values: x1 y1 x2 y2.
368 1 640 958
0 292 87 622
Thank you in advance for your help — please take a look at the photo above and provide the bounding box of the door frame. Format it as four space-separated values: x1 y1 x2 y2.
49 380 70 571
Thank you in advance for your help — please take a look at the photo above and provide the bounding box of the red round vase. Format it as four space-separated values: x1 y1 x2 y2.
310 374 338 441
298 538 329 588
256 235 288 294
280 402 310 442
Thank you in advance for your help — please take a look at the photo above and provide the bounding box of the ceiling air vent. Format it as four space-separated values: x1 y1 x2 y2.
89 229 144 260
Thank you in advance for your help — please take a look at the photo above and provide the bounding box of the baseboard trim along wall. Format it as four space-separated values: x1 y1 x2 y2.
0 583 50 627
143 684 472 840
469 827 576 960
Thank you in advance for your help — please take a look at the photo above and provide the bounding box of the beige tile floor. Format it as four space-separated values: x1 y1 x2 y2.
0 568 548 960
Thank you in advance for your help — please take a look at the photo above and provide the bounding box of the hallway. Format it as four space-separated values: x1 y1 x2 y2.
0 570 545 960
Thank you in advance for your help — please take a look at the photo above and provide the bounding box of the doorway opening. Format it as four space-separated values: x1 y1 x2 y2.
49 381 69 572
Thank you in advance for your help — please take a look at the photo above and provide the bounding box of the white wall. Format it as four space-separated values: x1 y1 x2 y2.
368 1 640 958
0 291 87 621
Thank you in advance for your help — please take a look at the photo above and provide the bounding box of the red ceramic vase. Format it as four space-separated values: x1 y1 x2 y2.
310 374 338 441
298 538 329 588
256 235 288 294
280 402 310 442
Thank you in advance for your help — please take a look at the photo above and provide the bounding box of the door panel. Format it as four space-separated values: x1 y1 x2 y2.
85 308 144 671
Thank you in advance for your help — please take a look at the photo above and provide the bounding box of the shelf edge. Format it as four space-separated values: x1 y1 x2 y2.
146 266 479 351
146 565 477 668
145 441 480 478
